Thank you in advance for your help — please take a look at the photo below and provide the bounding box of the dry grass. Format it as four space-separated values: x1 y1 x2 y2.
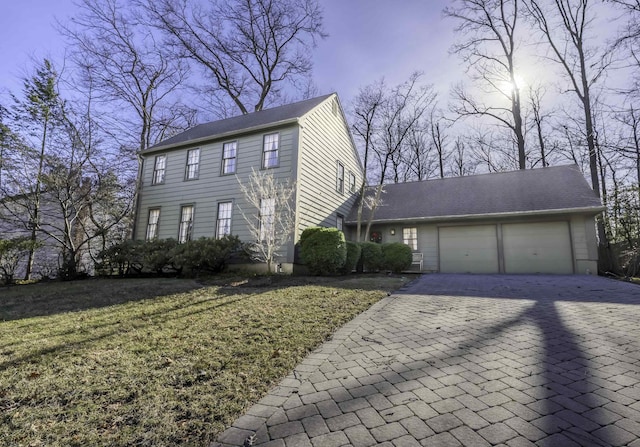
0 274 411 446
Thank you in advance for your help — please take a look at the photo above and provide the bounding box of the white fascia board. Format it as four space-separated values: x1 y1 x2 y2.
345 206 606 225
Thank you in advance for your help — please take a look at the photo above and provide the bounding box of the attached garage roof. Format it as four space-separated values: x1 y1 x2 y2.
145 93 334 152
346 165 604 224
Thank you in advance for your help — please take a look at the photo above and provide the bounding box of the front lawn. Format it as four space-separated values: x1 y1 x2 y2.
0 275 409 446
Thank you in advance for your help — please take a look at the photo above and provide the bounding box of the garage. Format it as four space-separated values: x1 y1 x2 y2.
502 221 574 274
439 225 499 273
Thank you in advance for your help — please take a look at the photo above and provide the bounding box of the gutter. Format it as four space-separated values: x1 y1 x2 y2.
344 205 606 225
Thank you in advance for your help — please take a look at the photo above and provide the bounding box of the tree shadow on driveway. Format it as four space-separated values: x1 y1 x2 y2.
378 274 640 446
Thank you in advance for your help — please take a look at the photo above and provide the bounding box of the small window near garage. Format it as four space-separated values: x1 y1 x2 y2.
216 201 232 238
263 133 279 168
337 214 344 232
336 162 345 194
178 205 194 243
146 208 160 240
348 171 356 193
222 141 237 174
403 227 418 251
152 155 166 185
185 148 200 180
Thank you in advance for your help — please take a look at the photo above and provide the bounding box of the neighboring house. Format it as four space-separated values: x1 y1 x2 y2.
134 93 363 272
346 165 604 274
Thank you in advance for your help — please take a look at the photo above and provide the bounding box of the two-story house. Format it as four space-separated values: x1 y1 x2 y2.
133 93 362 272
134 93 604 275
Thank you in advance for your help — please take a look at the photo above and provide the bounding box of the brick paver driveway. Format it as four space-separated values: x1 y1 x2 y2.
213 274 640 447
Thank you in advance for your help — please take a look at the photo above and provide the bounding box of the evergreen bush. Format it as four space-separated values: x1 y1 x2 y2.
382 242 412 273
300 227 347 275
360 242 383 272
340 241 362 274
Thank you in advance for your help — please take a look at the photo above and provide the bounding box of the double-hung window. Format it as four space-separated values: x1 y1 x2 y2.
178 205 194 243
146 209 160 240
216 201 233 238
259 198 275 241
152 155 166 185
185 148 200 180
348 172 356 193
336 162 345 194
262 133 279 168
403 227 418 251
222 141 237 174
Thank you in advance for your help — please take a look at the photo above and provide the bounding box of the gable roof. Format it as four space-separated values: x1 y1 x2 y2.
145 93 335 152
346 165 603 224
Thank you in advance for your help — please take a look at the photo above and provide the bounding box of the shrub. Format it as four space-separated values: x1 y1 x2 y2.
299 227 323 248
172 236 242 276
97 239 144 276
300 228 347 275
360 242 383 272
340 241 362 274
0 237 41 285
142 239 180 274
382 242 412 273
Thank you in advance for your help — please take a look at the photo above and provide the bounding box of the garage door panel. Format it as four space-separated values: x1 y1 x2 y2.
503 222 573 274
439 225 499 273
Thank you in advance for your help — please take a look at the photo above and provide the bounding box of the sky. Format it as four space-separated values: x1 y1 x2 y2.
0 0 456 110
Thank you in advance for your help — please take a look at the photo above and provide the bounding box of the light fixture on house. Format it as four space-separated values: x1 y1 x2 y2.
390 229 395 235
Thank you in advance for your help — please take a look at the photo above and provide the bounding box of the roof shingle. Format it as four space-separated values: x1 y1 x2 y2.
146 93 334 151
346 165 603 223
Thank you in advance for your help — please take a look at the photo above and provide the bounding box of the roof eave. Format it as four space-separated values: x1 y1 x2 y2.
142 117 301 154
345 205 606 225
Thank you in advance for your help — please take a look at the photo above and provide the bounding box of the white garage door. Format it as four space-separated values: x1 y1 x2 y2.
439 225 499 273
503 222 573 274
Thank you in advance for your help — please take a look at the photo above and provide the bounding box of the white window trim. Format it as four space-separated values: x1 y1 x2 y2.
262 133 279 169
146 208 160 240
336 161 345 194
178 205 195 243
216 201 233 239
152 155 166 185
185 148 200 180
222 141 238 175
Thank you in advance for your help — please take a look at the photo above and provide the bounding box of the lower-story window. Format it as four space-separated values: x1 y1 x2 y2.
146 208 160 240
216 201 232 238
178 205 194 243
403 227 418 250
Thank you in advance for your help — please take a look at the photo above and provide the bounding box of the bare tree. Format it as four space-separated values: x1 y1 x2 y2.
142 0 326 115
237 169 295 274
61 0 194 155
526 0 614 267
429 105 451 178
351 80 386 242
354 73 435 242
445 0 528 169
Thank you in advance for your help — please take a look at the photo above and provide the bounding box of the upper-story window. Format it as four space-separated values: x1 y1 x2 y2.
146 208 160 240
336 161 345 194
403 227 418 251
178 205 194 243
152 155 166 185
222 141 237 174
216 201 233 238
263 133 279 168
348 171 356 193
185 148 200 180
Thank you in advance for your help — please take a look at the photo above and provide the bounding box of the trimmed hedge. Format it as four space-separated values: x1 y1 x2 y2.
341 241 362 274
360 242 383 272
300 227 347 275
382 242 412 273
97 236 241 277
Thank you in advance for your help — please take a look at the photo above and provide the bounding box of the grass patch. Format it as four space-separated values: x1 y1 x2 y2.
0 275 410 446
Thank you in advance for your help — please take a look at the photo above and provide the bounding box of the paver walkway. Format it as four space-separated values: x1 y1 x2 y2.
211 274 640 447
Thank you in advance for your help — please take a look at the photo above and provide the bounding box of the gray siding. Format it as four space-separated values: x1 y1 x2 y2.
135 125 298 253
296 96 362 238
